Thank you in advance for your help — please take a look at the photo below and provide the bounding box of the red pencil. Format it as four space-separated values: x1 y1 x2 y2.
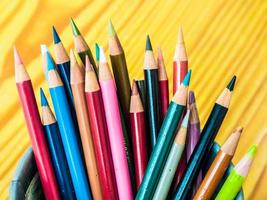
173 27 188 94
14 47 60 200
130 80 148 189
157 47 169 121
84 56 118 200
170 27 188 195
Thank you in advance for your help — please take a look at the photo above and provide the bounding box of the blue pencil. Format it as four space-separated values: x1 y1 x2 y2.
40 88 75 200
46 52 91 200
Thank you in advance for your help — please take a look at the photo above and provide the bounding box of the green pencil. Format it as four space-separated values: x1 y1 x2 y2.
70 18 97 73
25 173 45 200
215 145 257 200
136 70 191 200
152 110 190 200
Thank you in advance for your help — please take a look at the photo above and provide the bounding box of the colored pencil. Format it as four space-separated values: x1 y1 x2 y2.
144 35 161 148
173 27 188 94
187 91 202 195
98 46 133 200
152 110 190 200
70 18 97 73
52 26 74 105
40 88 75 200
108 21 131 128
136 70 191 200
136 80 146 109
85 56 118 200
14 47 60 200
9 148 37 200
40 44 49 80
25 173 45 200
46 52 91 200
130 80 148 189
157 47 169 121
70 50 103 200
194 127 243 200
215 145 257 200
95 43 100 73
108 21 136 192
173 76 237 200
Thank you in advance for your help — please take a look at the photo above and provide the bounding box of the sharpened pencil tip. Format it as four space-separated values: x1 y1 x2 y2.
85 55 93 71
40 88 48 106
108 20 116 37
182 69 192 86
13 46 23 65
69 49 77 66
188 91 195 104
131 80 139 95
70 18 80 36
178 26 185 44
146 35 153 51
95 43 100 62
40 45 49 55
98 45 107 63
227 75 236 91
247 145 257 158
46 52 56 71
181 110 190 128
52 26 61 44
157 47 163 61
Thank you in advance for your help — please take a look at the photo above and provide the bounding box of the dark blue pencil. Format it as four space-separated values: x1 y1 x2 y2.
40 88 75 200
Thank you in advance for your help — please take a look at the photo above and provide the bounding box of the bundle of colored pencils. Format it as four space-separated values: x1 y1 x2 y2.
13 19 257 200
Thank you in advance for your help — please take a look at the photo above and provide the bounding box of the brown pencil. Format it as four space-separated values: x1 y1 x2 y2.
193 127 243 200
70 50 103 200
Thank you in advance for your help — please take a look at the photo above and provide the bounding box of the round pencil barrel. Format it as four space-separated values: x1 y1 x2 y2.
40 88 75 200
193 127 242 200
85 57 118 200
130 80 148 189
98 46 133 199
70 51 103 200
173 76 236 200
144 35 160 147
136 71 190 200
47 54 91 199
152 110 190 200
215 145 257 200
14 48 60 200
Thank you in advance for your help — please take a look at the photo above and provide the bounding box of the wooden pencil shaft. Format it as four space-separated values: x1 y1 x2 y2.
71 82 103 200
173 104 228 200
16 81 60 200
43 122 75 200
144 69 160 147
85 90 118 200
49 86 91 200
193 151 232 200
136 101 185 200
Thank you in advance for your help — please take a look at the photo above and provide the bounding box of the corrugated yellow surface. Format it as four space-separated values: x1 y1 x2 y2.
0 0 266 199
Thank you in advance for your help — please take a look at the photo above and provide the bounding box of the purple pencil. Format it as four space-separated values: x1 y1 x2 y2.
187 91 202 193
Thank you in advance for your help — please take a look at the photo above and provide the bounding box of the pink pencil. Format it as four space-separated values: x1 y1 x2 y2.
98 46 133 200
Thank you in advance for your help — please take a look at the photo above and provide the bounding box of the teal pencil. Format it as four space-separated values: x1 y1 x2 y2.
152 110 190 200
136 70 191 200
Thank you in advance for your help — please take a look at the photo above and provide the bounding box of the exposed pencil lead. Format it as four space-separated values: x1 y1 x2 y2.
40 88 49 106
227 75 237 91
52 26 61 44
131 80 139 95
182 69 192 86
188 91 196 104
40 44 49 55
85 55 93 71
108 20 116 37
46 52 56 71
157 47 163 61
247 145 257 158
70 18 81 36
98 45 107 63
95 43 100 62
178 26 185 44
146 35 153 51
13 46 23 65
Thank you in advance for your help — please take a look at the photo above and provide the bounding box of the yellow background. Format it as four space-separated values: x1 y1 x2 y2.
0 0 267 199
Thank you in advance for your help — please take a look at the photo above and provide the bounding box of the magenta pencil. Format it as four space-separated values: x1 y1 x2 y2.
98 46 133 200
187 91 202 193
